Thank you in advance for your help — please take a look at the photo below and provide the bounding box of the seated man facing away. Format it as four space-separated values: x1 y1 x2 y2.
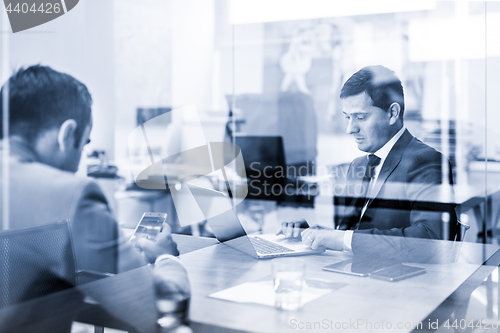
282 65 458 253
0 66 188 330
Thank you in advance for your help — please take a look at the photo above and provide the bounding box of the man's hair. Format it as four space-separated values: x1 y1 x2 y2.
340 65 404 118
0 65 92 145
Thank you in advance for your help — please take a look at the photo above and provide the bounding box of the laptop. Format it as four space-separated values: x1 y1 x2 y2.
188 184 321 259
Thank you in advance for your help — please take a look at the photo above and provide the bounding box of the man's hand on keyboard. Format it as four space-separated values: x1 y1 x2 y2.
301 228 344 251
277 220 332 241
276 220 310 239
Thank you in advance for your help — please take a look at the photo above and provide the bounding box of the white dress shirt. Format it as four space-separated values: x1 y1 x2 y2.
342 126 406 251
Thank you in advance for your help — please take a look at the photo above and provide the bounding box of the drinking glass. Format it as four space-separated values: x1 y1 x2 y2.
272 260 305 311
155 279 190 332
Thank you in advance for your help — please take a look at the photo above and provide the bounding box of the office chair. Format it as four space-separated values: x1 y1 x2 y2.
0 220 83 333
0 220 125 333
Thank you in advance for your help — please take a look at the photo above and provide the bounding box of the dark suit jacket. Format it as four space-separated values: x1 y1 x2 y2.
336 129 458 246
0 140 148 274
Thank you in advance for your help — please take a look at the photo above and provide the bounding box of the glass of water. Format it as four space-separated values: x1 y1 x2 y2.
272 260 305 311
155 278 190 332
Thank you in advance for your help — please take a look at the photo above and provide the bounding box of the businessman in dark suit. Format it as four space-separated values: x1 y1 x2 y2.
283 65 457 253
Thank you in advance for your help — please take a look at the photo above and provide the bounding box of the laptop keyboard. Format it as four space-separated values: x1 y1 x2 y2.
250 237 295 254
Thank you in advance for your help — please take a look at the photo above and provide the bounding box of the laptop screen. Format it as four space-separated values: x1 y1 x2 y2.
186 184 247 241
234 135 286 178
187 184 258 257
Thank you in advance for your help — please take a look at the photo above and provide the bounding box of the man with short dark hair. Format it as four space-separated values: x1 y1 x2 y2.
0 65 180 273
284 65 457 252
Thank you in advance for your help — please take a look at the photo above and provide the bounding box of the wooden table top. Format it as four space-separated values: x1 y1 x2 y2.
2 235 499 333
180 237 500 333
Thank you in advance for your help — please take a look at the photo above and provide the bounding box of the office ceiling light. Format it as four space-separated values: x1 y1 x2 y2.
229 0 437 24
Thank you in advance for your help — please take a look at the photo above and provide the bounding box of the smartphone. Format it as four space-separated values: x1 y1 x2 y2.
369 264 426 282
322 259 380 277
130 212 167 242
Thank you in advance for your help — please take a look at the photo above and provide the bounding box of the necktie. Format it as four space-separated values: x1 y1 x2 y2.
338 154 381 230
361 154 381 207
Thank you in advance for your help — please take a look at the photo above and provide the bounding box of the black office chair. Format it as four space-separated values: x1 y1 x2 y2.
0 220 83 333
0 220 138 333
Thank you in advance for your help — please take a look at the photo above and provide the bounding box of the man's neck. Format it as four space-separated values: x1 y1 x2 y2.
387 124 404 143
372 125 406 159
1 136 56 169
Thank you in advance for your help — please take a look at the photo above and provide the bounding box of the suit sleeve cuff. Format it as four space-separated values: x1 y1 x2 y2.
343 230 353 251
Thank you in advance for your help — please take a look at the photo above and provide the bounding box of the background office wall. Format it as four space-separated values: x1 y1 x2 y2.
114 0 172 174
114 0 228 177
215 0 265 99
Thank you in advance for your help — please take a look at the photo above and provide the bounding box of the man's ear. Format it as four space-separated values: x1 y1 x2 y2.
57 119 77 152
388 103 401 125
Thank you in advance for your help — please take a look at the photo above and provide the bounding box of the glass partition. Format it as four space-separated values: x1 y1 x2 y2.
1 0 500 329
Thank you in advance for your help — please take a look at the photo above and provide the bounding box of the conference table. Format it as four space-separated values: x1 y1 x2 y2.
182 235 500 333
1 234 500 333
